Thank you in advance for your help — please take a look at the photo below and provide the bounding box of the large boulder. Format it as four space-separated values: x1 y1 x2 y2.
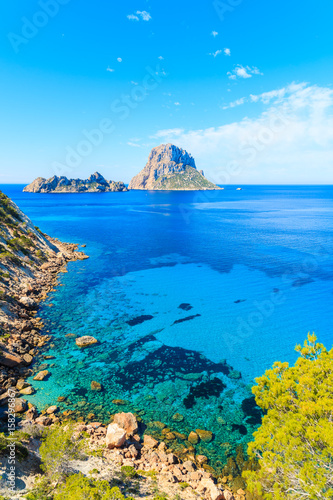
113 412 138 437
196 429 213 443
105 423 126 449
33 370 49 381
75 336 98 348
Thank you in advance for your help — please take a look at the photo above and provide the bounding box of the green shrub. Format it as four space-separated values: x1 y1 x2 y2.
244 334 333 500
40 425 86 482
120 466 137 479
54 474 134 500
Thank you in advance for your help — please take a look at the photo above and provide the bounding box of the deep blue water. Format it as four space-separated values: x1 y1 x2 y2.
2 184 333 469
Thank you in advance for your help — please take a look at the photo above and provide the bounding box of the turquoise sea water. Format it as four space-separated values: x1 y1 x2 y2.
2 185 333 470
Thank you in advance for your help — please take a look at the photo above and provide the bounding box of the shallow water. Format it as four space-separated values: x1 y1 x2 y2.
2 184 333 470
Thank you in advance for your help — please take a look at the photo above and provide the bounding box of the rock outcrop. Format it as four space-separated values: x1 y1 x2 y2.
23 172 128 193
128 144 221 191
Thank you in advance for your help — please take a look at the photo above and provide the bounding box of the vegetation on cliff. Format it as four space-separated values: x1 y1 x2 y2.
244 334 333 500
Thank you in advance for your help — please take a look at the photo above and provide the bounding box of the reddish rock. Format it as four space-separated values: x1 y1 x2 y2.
113 412 138 436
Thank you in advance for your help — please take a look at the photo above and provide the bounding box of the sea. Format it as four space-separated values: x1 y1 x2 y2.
1 184 333 471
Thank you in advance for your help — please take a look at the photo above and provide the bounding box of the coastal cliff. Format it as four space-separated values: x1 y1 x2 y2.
23 172 128 193
129 144 220 190
0 189 87 392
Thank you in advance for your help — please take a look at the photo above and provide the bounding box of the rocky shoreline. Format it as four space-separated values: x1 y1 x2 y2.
0 237 88 412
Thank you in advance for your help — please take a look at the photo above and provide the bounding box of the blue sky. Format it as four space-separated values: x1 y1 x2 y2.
1 0 333 184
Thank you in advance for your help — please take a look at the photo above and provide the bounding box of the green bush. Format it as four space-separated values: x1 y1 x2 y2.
54 474 135 500
120 466 137 479
244 334 333 499
40 425 86 482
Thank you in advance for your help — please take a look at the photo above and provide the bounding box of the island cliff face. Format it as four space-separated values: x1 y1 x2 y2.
23 172 128 193
128 144 220 190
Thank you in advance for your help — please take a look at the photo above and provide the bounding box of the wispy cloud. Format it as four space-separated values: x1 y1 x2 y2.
117 57 122 63
224 48 231 56
106 67 114 73
152 83 333 183
127 10 152 21
227 65 263 80
211 31 219 37
158 56 164 60
210 49 222 57
127 141 141 148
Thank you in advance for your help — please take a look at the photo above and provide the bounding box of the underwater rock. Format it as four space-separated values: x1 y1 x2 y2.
196 429 213 443
188 431 199 445
33 370 50 381
90 381 102 391
113 412 138 437
172 412 184 422
172 314 201 325
112 399 127 405
183 377 226 409
46 405 58 414
196 455 208 465
105 423 126 449
75 336 98 347
126 315 154 326
20 386 35 395
178 303 193 311
234 299 246 304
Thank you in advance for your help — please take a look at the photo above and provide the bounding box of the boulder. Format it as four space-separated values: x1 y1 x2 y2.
20 386 35 395
46 405 58 414
90 381 102 391
33 370 49 381
113 412 138 436
196 429 213 442
197 478 225 500
22 353 33 365
196 454 208 465
105 423 126 449
75 336 98 347
16 379 29 390
188 431 199 445
15 399 27 413
0 351 23 368
19 296 37 308
143 434 158 449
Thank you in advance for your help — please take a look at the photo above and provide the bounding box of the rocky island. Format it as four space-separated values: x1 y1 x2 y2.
23 172 128 193
129 144 221 190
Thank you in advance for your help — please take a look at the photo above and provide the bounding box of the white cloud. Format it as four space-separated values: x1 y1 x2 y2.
158 56 164 60
106 67 114 73
210 50 222 57
152 83 333 184
228 65 263 80
127 142 141 148
222 97 246 110
117 57 122 63
211 31 218 37
131 81 138 85
174 102 181 106
128 10 152 21
224 48 231 56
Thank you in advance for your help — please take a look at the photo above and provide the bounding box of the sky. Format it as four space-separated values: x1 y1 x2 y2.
0 0 333 184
